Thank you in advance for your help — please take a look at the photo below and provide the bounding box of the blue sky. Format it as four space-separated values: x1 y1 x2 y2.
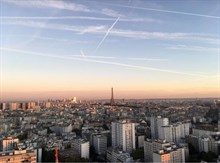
0 0 219 100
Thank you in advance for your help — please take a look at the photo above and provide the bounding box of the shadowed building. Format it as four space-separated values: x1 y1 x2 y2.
216 100 220 131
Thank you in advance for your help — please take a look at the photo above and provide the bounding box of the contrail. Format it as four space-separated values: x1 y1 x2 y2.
0 16 144 22
0 47 209 77
127 57 169 61
72 55 116 59
1 16 117 20
97 2 220 19
80 50 86 58
95 16 120 51
71 55 167 61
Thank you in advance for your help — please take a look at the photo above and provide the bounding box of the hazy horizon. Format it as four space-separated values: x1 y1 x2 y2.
0 89 218 102
0 0 219 101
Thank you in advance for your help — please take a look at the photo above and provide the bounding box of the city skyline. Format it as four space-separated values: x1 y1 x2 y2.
0 0 220 101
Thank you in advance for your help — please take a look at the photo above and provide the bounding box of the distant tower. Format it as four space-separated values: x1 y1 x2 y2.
110 87 115 105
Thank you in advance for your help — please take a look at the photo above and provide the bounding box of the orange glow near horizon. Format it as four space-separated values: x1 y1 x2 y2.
1 73 218 101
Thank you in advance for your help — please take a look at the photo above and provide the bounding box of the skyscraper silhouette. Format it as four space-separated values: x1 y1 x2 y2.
110 87 115 105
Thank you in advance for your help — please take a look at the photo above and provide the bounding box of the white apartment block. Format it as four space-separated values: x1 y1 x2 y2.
151 116 169 140
72 138 89 159
160 122 190 144
112 120 136 153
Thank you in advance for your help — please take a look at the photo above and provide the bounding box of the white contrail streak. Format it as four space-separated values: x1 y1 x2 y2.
95 16 120 51
127 57 169 61
0 16 144 22
80 50 86 58
72 55 116 59
71 55 167 61
98 2 220 19
0 47 209 77
1 16 116 20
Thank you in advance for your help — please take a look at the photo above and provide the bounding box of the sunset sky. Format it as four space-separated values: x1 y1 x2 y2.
0 0 220 101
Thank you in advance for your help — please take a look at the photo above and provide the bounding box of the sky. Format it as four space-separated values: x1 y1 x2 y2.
0 0 220 101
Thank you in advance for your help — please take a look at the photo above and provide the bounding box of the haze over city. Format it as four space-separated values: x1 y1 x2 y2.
0 0 220 101
1 1 220 163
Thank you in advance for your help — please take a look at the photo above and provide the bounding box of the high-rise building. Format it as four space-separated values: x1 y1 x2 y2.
34 148 42 163
9 103 17 110
137 135 145 148
0 103 6 110
216 100 220 131
151 116 169 139
0 137 19 152
111 120 136 153
160 122 190 144
93 134 107 155
110 87 115 105
21 102 27 110
71 138 89 159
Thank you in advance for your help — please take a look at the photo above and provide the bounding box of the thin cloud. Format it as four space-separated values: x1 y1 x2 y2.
127 57 169 61
1 16 146 22
23 35 92 44
0 47 209 77
99 2 220 19
4 0 142 20
95 16 120 51
2 20 108 34
72 55 116 59
102 8 122 17
2 20 219 45
168 44 219 52
71 55 167 61
4 0 92 12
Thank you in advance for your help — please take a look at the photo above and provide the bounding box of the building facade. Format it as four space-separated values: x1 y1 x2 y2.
0 137 19 152
112 120 136 153
151 116 169 140
72 138 90 159
93 134 107 155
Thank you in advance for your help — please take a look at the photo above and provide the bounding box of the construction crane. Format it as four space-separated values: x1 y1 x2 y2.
55 147 59 163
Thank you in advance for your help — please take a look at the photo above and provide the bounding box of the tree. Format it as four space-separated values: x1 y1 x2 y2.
17 132 28 141
200 151 217 162
131 147 144 160
42 148 55 162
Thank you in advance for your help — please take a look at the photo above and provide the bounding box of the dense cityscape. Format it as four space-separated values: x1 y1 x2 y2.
1 0 219 162
0 88 220 162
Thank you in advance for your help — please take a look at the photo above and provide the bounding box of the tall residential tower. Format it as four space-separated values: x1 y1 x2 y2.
111 120 136 153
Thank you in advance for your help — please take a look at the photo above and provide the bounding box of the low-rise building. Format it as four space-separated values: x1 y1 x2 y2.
0 137 19 152
0 149 36 163
106 148 134 163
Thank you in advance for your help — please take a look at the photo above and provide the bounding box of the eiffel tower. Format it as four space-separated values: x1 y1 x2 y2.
110 87 115 105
